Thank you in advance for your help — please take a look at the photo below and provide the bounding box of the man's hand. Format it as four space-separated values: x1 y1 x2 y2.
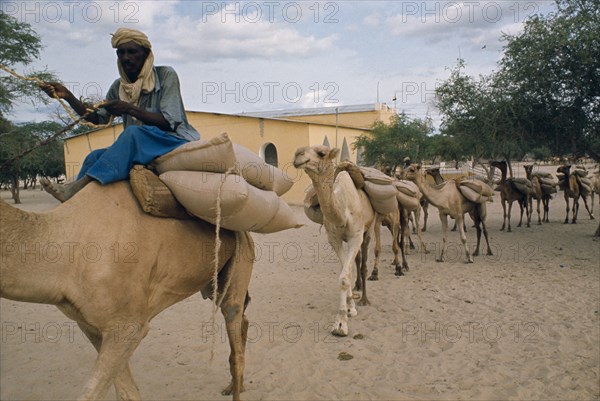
103 100 133 117
39 82 72 100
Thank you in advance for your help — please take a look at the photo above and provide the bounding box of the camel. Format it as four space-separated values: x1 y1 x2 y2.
523 164 555 224
557 165 581 223
395 166 429 237
490 160 532 231
405 164 493 262
293 145 376 337
426 167 466 232
557 165 595 224
0 181 254 401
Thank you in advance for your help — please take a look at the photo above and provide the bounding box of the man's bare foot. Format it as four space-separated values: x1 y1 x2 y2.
40 176 92 202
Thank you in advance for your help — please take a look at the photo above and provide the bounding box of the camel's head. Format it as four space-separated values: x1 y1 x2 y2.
557 164 571 175
490 160 507 172
425 167 440 177
293 145 340 173
523 164 534 176
404 163 423 182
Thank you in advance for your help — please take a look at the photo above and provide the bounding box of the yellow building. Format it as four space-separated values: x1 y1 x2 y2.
63 103 395 204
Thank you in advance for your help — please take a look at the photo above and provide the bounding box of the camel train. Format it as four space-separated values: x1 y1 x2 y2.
1 143 598 399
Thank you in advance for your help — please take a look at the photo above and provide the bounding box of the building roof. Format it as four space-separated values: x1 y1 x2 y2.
239 103 392 118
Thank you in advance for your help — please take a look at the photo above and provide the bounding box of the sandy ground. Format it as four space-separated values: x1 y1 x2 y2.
1 168 599 401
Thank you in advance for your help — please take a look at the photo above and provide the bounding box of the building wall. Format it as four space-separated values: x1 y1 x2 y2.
63 111 370 204
62 125 121 180
283 108 395 129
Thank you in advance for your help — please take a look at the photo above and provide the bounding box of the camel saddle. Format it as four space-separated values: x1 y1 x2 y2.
457 178 494 203
509 177 533 195
333 161 397 215
129 165 191 220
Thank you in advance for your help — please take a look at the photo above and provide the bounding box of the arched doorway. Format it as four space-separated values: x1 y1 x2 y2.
261 142 278 167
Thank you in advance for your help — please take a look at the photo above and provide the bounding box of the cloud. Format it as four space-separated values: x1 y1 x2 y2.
384 1 535 44
150 12 337 63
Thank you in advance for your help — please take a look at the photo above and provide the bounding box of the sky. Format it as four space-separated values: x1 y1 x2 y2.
2 0 557 129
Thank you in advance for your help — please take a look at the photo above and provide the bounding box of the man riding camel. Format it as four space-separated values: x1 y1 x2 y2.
40 28 199 202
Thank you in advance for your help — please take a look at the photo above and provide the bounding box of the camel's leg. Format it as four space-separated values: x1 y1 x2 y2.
75 321 142 400
572 197 580 224
525 196 532 227
368 218 382 281
437 212 448 262
563 193 570 224
414 207 427 254
543 197 550 222
77 322 149 401
470 212 482 257
507 200 514 232
457 214 473 263
408 233 416 250
516 200 524 227
535 198 542 225
479 203 493 256
581 195 595 219
354 250 364 290
500 197 507 231
357 232 371 306
397 208 409 275
390 212 401 268
221 232 254 401
421 201 428 232
332 235 362 337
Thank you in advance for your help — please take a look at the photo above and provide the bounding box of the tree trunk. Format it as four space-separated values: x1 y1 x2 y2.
10 176 21 204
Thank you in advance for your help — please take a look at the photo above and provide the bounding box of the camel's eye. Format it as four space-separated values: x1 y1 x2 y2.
317 150 326 157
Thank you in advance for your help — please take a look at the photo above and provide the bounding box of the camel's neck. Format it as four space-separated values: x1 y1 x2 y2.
431 173 444 185
0 201 64 304
497 167 507 183
414 176 447 209
307 165 346 224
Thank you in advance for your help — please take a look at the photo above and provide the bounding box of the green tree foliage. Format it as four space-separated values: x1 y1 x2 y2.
435 0 600 163
353 112 432 170
436 61 533 167
0 120 65 203
499 0 600 159
0 13 57 117
1 14 69 203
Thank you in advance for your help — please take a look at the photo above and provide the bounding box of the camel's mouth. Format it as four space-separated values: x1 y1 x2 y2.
293 160 308 169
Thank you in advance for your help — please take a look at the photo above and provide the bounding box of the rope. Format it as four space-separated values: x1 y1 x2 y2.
0 64 114 129
209 167 237 362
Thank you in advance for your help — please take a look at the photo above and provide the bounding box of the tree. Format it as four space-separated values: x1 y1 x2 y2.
435 60 532 175
0 13 58 117
499 0 600 160
435 1 600 165
353 112 432 171
1 15 68 202
0 120 65 203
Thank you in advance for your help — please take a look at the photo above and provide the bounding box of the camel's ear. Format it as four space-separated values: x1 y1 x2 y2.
314 145 329 158
328 148 340 160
